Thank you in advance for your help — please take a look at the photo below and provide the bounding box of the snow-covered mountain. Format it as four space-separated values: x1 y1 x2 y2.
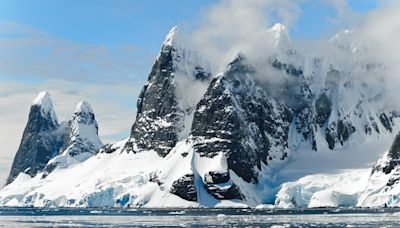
42 101 103 177
274 132 400 208
125 26 211 157
1 24 400 208
4 92 102 186
6 92 62 185
357 132 400 207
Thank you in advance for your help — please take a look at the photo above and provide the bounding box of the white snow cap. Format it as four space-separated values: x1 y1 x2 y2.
32 91 58 122
163 26 179 47
75 101 94 114
32 91 52 106
267 23 291 50
329 29 355 43
329 29 363 53
268 23 288 38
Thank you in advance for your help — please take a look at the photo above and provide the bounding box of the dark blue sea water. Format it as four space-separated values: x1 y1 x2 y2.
1 207 400 227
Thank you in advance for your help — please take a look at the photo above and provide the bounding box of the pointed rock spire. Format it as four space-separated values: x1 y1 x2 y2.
126 25 211 157
42 101 102 177
75 100 94 114
226 53 255 75
32 91 58 125
162 26 179 48
6 91 61 184
63 101 102 158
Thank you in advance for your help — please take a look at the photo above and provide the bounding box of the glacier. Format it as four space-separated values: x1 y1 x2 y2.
275 169 370 208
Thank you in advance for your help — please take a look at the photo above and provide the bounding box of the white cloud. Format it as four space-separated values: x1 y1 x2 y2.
188 0 303 73
338 2 400 107
323 0 364 28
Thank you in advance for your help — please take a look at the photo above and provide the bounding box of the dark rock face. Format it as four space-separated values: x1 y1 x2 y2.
271 59 303 77
170 174 197 202
386 172 400 187
125 29 210 157
371 133 400 175
295 107 317 150
203 171 243 200
379 112 400 133
204 171 230 184
205 183 243 200
126 43 184 157
99 143 118 154
8 98 103 182
191 55 293 184
325 118 356 150
7 103 61 184
315 93 332 127
388 133 400 160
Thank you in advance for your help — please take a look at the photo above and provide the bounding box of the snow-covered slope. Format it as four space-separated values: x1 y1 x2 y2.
2 24 400 208
42 101 103 176
0 139 249 208
357 132 400 207
273 132 400 209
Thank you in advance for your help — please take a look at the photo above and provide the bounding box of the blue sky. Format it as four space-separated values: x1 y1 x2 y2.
0 0 381 83
0 1 216 54
0 0 383 185
0 0 380 50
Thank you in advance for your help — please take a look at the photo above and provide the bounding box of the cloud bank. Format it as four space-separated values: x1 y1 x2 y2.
188 0 303 73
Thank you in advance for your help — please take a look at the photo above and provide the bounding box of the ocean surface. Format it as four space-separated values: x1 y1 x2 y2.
1 207 400 227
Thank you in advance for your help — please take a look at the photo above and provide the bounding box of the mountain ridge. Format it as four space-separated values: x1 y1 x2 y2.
1 24 400 208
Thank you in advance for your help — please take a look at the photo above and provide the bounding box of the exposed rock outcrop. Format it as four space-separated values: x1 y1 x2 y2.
6 92 62 184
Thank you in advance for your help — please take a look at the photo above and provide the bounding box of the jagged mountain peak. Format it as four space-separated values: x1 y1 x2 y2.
32 91 51 105
227 52 247 66
158 25 211 78
268 23 288 37
6 91 61 184
69 101 101 147
329 29 355 43
329 29 364 53
41 100 102 176
225 53 255 75
162 26 179 48
74 101 94 115
267 23 291 50
3 23 400 209
32 91 58 124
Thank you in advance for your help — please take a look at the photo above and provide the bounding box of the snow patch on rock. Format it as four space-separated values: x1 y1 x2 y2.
32 91 58 125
